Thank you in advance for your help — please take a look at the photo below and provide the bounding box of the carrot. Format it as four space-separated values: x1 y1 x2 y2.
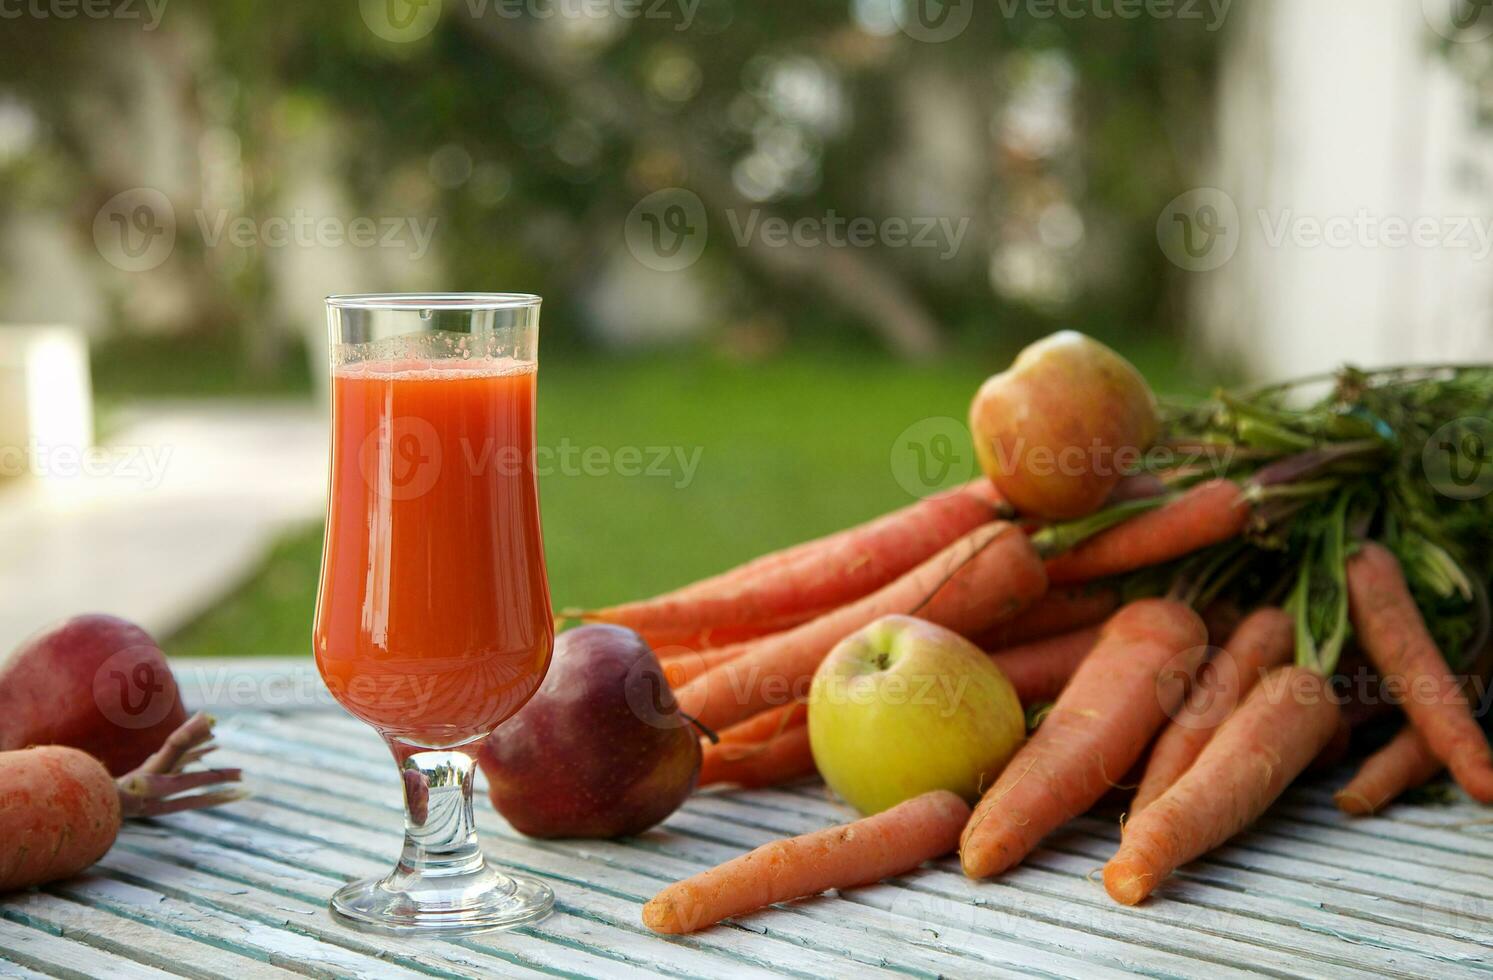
972 586 1119 650
573 480 1008 648
1346 541 1493 803
986 626 1101 705
720 702 808 744
1103 666 1341 904
1334 724 1444 816
0 713 242 892
654 621 807 655
642 789 969 934
960 599 1207 879
661 645 749 689
675 521 1047 732
699 726 816 789
1130 607 1295 812
1043 480 1250 586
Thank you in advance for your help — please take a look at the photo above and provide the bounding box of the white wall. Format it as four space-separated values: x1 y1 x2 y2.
1196 0 1493 379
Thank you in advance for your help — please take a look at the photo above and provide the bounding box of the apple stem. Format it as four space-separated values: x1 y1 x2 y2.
680 711 719 745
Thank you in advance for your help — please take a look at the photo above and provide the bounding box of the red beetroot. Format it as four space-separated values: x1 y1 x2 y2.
0 614 188 775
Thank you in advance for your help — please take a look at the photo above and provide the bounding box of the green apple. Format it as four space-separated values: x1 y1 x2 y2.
808 614 1025 815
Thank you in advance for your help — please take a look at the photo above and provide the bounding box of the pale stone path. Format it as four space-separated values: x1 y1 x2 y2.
0 401 326 648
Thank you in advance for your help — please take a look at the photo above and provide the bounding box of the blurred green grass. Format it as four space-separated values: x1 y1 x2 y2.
167 344 1215 657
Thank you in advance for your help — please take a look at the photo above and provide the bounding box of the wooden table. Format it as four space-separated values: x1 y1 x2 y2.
2 659 1491 978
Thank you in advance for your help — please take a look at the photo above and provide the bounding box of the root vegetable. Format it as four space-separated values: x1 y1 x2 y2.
960 599 1208 879
0 713 243 892
1346 542 1493 803
642 790 968 934
1103 666 1341 904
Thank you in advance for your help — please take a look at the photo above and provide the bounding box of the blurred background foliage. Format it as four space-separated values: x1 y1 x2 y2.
0 0 1222 380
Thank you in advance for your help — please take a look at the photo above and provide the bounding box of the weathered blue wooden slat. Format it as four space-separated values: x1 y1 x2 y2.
6 679 1493 979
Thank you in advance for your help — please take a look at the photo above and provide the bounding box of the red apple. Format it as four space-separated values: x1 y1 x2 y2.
0 614 188 776
477 625 700 838
970 331 1159 520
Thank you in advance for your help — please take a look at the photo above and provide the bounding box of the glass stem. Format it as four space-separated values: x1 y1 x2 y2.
389 740 488 883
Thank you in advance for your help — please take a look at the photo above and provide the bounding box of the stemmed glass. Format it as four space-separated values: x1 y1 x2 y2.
313 293 555 934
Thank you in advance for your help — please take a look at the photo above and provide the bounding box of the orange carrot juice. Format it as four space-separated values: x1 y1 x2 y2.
313 358 553 747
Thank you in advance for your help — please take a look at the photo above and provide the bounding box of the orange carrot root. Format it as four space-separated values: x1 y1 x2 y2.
1131 607 1295 813
642 790 970 934
719 702 808 745
986 626 1102 705
1334 724 1444 816
676 521 1047 732
973 586 1119 651
698 726 816 789
1043 479 1250 586
1346 542 1493 803
960 599 1208 880
1104 666 1341 905
577 480 1007 648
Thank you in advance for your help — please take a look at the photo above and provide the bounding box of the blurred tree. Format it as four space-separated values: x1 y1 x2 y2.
0 0 1226 374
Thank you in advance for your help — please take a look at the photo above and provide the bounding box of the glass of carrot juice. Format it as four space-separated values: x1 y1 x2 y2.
314 293 555 934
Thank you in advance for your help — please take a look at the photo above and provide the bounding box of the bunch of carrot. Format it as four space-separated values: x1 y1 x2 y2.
604 354 1493 932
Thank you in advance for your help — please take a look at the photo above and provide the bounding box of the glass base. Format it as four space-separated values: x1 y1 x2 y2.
331 866 554 936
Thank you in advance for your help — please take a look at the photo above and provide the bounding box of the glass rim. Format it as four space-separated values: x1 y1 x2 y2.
325 292 541 312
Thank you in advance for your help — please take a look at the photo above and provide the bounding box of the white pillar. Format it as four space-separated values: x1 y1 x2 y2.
1194 0 1493 380
0 326 94 480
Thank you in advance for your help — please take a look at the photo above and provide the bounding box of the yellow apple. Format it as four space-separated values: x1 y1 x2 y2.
969 330 1158 520
807 614 1025 815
